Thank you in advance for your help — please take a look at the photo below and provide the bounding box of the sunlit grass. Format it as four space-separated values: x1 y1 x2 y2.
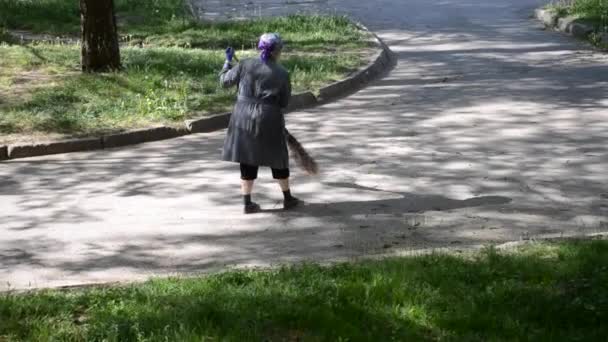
548 0 608 25
0 0 370 142
0 0 369 51
0 43 362 142
0 0 187 34
1 240 607 341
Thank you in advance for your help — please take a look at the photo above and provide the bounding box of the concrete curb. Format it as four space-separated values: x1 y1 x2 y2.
1 22 394 161
102 127 189 149
287 91 317 111
317 21 394 103
185 113 232 133
0 146 8 161
535 8 559 27
318 48 392 103
7 138 103 159
535 8 596 40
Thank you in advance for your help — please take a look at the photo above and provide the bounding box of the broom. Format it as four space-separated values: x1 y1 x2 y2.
285 129 318 175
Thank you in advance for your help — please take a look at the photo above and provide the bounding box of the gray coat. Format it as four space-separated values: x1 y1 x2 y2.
220 58 292 169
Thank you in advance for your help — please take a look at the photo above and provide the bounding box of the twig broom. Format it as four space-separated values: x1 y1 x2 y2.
285 130 318 175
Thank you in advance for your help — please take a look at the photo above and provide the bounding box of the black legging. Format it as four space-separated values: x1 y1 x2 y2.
240 163 289 180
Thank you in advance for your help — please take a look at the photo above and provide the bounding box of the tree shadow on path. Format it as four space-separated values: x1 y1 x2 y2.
263 182 512 215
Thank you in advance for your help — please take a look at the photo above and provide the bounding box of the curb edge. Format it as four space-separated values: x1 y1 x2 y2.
535 8 595 40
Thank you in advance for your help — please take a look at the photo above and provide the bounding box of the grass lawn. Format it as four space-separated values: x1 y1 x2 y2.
0 0 189 35
545 0 608 48
547 0 608 26
1 240 607 341
0 1 370 144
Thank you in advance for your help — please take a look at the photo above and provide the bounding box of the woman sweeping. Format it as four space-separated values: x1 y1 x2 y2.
220 33 301 214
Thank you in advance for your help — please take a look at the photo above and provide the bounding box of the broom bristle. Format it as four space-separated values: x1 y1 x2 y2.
286 131 318 175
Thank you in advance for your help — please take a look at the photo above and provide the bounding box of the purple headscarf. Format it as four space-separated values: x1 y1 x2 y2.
258 33 284 62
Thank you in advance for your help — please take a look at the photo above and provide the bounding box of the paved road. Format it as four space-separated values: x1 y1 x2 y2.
2 0 608 290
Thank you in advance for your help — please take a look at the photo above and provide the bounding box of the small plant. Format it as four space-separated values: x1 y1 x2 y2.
547 0 572 16
590 31 608 48
546 0 608 46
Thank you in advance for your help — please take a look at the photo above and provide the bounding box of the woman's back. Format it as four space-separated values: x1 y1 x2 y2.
223 58 291 109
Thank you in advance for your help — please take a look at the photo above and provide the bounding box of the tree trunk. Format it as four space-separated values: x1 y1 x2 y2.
80 0 121 72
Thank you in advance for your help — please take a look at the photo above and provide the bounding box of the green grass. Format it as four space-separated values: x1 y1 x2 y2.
1 240 607 341
0 0 188 34
133 16 370 52
546 0 608 48
0 0 369 142
0 43 361 142
0 0 369 143
548 0 608 26
0 0 367 51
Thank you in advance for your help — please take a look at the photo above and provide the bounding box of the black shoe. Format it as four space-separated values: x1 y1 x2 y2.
244 202 261 214
283 197 301 210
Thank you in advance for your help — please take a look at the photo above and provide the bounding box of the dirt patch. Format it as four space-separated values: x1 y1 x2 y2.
0 70 76 145
0 70 68 106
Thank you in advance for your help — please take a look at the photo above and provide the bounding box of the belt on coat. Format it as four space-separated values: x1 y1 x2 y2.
237 95 280 108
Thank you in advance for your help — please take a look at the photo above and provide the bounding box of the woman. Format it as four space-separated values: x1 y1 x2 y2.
220 33 300 214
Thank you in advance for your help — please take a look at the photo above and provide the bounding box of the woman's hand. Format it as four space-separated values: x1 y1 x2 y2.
223 47 237 70
225 47 235 62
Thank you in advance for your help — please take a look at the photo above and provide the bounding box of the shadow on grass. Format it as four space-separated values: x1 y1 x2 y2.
1 240 607 341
